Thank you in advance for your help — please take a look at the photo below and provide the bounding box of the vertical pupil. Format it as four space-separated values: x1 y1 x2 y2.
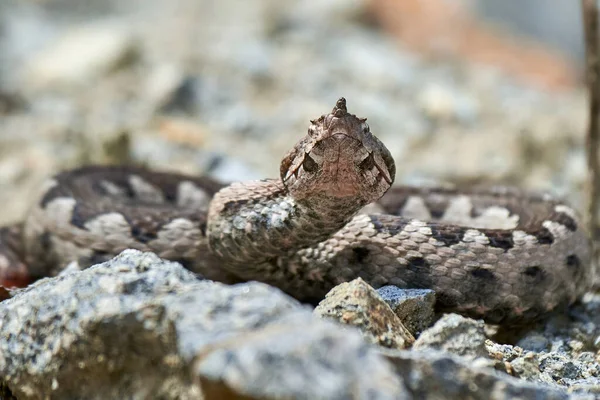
360 153 374 170
303 154 318 172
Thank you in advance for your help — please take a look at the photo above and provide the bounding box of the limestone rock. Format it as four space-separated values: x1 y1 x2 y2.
315 278 415 349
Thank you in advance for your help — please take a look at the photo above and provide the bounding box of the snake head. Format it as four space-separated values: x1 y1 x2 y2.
280 98 395 205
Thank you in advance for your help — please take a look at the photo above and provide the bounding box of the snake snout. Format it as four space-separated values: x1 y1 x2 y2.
332 132 349 141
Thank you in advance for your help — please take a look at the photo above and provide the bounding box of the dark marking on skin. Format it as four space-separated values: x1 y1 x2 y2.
87 250 113 266
423 197 449 220
469 207 482 219
566 254 580 270
522 306 545 321
428 208 445 219
470 268 497 281
534 227 554 245
487 233 514 250
130 226 158 244
429 224 466 247
406 256 429 271
39 186 67 208
38 231 52 252
351 247 370 263
552 212 577 232
375 190 408 215
161 184 179 203
41 166 225 209
91 180 110 196
486 307 508 324
436 290 459 309
121 181 137 199
368 215 408 236
70 204 89 229
523 265 545 283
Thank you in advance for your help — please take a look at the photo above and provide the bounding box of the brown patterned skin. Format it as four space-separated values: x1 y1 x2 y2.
0 98 593 323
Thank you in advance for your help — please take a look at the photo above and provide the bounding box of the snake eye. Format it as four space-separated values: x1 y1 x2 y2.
359 152 375 171
302 154 318 173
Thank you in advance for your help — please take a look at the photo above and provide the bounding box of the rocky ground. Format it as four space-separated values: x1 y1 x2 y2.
0 0 598 399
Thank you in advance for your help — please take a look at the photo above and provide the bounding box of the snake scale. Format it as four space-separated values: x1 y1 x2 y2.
0 98 594 324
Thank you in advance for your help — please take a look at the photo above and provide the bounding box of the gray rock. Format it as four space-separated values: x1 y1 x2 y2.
485 339 600 391
0 250 408 399
485 340 549 384
381 349 573 400
24 21 138 89
194 310 410 400
568 379 600 396
314 278 415 349
413 313 488 358
376 286 435 335
539 353 582 383
517 333 551 352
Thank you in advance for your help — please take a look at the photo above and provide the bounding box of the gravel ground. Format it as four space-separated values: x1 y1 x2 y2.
0 1 598 398
0 0 589 225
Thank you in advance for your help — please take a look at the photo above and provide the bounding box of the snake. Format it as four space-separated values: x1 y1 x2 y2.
0 98 593 324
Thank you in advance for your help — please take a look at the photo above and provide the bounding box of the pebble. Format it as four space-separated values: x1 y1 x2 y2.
376 286 435 336
314 278 415 349
413 313 488 358
25 21 137 89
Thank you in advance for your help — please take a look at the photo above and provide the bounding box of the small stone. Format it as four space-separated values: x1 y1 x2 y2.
314 278 414 349
510 354 544 382
382 349 571 399
568 340 585 353
376 286 435 335
142 64 186 112
195 311 409 400
593 335 600 350
25 21 137 89
517 334 550 353
568 379 600 395
539 353 581 382
413 313 487 358
0 250 407 399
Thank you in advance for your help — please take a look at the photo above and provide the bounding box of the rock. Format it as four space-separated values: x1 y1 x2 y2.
314 278 415 349
0 250 408 399
417 83 479 123
288 0 368 26
517 334 551 353
485 339 600 391
25 21 137 89
194 311 410 400
413 313 487 358
485 340 547 383
381 349 573 400
539 353 582 383
569 379 600 396
159 76 199 115
510 354 550 384
376 286 435 335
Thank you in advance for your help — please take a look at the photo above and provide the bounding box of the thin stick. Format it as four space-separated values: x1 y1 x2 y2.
582 0 600 242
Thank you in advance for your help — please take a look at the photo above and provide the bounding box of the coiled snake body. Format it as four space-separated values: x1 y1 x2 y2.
0 98 593 324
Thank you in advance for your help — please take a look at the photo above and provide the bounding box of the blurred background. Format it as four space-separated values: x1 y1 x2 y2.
0 0 590 225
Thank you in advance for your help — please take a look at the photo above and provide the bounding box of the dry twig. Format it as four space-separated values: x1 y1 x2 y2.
582 0 600 240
